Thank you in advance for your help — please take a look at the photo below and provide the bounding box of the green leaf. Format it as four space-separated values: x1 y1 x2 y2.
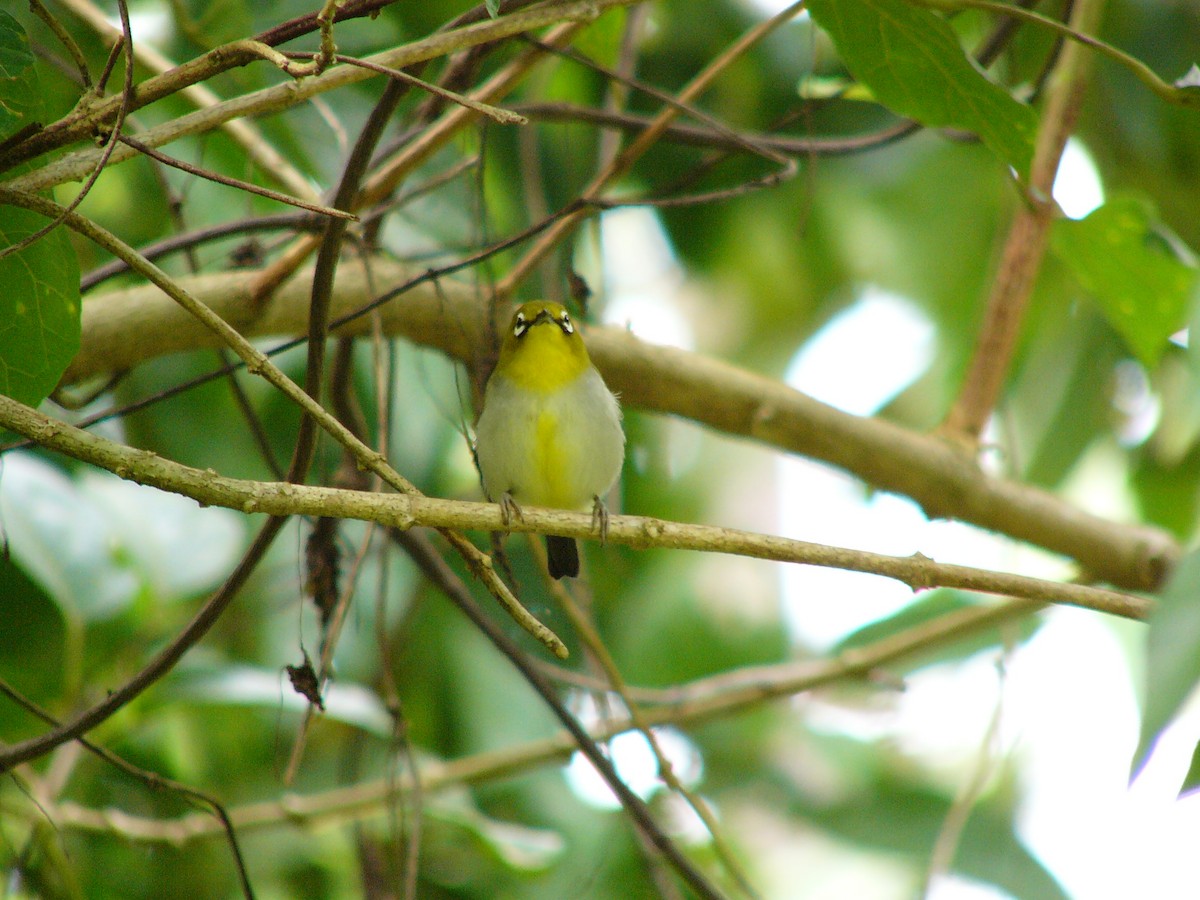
0 453 241 620
0 453 140 621
1133 426 1200 538
1022 310 1124 489
0 556 65 703
1134 549 1200 776
0 206 82 406
835 590 1042 671
187 0 253 49
485 0 500 18
806 0 1037 176
1052 199 1197 368
79 468 245 600
0 14 79 407
1180 740 1200 798
0 10 39 141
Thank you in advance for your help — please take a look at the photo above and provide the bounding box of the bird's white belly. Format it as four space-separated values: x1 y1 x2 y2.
475 368 624 511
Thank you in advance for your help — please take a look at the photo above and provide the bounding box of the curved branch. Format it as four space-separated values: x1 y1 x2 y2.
515 101 919 155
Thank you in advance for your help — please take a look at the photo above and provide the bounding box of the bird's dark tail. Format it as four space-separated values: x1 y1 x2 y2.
545 535 579 579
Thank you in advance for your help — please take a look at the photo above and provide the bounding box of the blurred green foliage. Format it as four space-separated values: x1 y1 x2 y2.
2 0 1200 897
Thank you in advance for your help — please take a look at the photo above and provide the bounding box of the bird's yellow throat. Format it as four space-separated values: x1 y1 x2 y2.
496 317 590 393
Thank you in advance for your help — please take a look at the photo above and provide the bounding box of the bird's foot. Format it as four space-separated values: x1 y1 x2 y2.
591 495 609 544
500 492 524 527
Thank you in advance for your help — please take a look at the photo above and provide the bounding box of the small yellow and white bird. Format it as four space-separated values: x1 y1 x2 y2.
474 300 625 579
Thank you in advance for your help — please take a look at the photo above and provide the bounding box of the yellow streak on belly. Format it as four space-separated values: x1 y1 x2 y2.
532 409 573 509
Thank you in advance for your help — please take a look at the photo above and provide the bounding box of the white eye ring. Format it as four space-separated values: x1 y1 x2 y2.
513 313 528 338
559 312 574 334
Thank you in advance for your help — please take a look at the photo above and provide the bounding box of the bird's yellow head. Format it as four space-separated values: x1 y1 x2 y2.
493 301 591 393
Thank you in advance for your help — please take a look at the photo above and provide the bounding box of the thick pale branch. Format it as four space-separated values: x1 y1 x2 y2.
0 394 1151 621
63 261 1179 590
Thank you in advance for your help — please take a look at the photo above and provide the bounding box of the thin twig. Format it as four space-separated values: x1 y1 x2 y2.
915 0 1200 108
306 52 527 124
283 519 377 784
0 0 135 262
46 0 322 201
3 0 641 188
79 211 320 291
919 657 1009 897
282 69 407 552
360 262 423 900
536 547 760 898
516 101 918 155
246 18 586 302
517 36 800 213
0 512 290 775
251 0 399 48
523 35 790 167
78 154 474 290
218 348 286 480
30 0 92 88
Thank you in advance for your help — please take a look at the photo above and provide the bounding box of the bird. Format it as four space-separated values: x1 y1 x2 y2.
474 300 625 579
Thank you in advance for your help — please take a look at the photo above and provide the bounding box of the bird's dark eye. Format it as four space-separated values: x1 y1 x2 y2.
559 312 574 334
513 313 528 338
